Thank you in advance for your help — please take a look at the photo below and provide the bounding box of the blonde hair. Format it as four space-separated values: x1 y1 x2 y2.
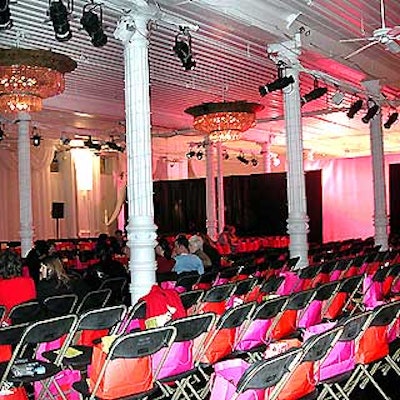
188 235 204 252
41 256 70 287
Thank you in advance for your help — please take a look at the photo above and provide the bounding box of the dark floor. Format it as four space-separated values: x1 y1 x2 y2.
351 369 400 399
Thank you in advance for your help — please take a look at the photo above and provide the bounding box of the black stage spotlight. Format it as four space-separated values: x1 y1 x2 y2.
301 85 327 106
32 128 41 147
84 136 102 151
251 157 258 167
362 99 379 124
222 149 229 160
347 99 363 119
237 152 249 165
0 0 12 30
81 3 107 47
186 149 195 159
173 27 196 71
49 0 72 42
384 111 399 129
259 75 294 97
0 125 4 141
196 150 203 160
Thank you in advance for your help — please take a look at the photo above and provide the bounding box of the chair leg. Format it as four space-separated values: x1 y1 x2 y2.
358 364 392 400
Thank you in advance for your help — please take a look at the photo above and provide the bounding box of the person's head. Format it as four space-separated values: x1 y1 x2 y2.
39 256 69 285
115 230 123 239
188 235 203 253
174 235 190 255
156 237 172 259
34 240 50 259
97 233 108 244
0 250 22 279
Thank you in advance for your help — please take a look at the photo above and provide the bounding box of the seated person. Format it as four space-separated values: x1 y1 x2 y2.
156 238 175 274
189 235 212 270
25 240 50 284
199 232 222 270
0 249 36 314
35 256 72 302
172 235 204 276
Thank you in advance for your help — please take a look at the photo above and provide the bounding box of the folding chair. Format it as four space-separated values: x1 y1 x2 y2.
317 311 373 400
74 288 112 314
316 281 341 320
286 288 317 330
216 266 240 283
179 290 204 311
194 271 217 290
157 313 216 400
232 348 304 400
340 275 364 316
98 277 127 305
0 305 5 324
0 322 28 367
296 265 322 291
343 301 400 400
196 302 256 397
197 283 236 315
0 315 77 400
42 305 126 372
43 293 78 318
8 301 43 324
233 277 258 302
234 296 290 359
73 326 177 400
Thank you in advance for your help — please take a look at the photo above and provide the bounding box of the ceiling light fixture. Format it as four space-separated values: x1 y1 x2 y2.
173 26 196 71
0 48 76 112
384 111 399 129
362 98 379 124
251 156 258 167
81 2 107 47
32 127 41 147
347 99 363 119
185 101 264 142
49 0 73 42
301 79 327 106
0 0 12 30
186 148 195 159
196 150 203 160
222 149 229 160
331 87 345 106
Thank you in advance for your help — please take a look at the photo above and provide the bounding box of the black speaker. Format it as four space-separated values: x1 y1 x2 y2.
51 202 65 219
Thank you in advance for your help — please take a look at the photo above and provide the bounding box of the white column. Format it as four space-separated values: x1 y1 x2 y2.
269 35 309 268
260 141 272 173
205 140 218 240
216 142 225 234
363 80 388 251
114 10 157 303
17 112 33 257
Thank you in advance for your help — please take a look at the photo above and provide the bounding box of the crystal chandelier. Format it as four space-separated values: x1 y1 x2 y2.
185 101 264 142
0 48 77 113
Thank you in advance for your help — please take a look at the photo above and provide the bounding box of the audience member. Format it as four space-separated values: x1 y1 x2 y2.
218 225 239 252
199 232 222 270
111 229 126 254
156 238 175 274
172 235 204 276
94 233 109 258
188 235 212 270
35 256 72 302
25 240 50 284
0 250 36 314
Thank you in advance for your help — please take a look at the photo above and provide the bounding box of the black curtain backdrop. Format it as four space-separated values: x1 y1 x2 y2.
389 163 400 235
153 170 322 243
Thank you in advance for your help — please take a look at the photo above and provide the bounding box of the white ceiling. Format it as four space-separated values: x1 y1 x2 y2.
1 0 400 160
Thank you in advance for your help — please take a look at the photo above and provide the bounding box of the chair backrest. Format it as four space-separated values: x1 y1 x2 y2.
218 266 240 280
320 260 337 275
179 290 204 310
201 283 236 303
302 325 344 362
197 271 217 285
0 323 28 347
260 276 284 294
299 265 321 280
168 312 215 342
0 305 5 323
43 293 79 318
315 281 340 301
117 301 146 334
338 275 363 293
339 311 373 342
175 274 200 290
75 288 112 314
235 348 303 394
98 277 127 305
239 265 258 277
287 256 300 270
77 305 126 333
286 289 316 311
370 300 400 327
217 302 255 330
234 278 257 297
8 301 43 324
253 296 289 320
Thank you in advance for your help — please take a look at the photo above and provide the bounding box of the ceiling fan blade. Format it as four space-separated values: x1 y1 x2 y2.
386 39 400 53
340 37 373 43
343 40 379 59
